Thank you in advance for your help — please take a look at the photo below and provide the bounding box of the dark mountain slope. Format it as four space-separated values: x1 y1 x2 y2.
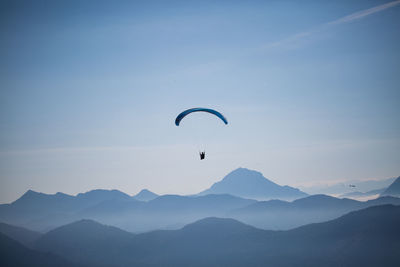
34 219 135 266
278 205 400 266
0 232 79 267
0 222 41 247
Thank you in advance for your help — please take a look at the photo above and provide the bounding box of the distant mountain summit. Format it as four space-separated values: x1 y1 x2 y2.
381 176 400 197
198 168 308 200
76 189 131 202
132 189 159 201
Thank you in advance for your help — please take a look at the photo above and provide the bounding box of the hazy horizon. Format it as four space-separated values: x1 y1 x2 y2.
1 0 400 203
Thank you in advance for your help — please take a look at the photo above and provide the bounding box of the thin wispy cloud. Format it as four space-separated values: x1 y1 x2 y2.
265 0 400 49
328 0 400 25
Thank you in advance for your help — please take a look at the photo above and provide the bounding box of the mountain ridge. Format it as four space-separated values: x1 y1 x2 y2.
381 177 400 197
32 205 400 267
228 194 400 230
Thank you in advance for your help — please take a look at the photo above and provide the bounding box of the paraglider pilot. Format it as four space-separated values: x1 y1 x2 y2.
199 151 205 160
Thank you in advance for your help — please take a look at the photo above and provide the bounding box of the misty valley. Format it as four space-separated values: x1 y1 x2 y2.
1 168 400 266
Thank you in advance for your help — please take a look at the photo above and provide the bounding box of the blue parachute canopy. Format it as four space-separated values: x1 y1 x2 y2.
175 108 228 126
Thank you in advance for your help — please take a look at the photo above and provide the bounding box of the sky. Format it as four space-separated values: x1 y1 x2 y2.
1 0 399 203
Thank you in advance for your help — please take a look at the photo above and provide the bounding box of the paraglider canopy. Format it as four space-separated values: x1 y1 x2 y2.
175 108 228 126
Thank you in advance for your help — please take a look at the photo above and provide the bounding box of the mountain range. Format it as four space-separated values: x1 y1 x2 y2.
0 168 307 232
0 189 256 232
301 176 397 196
1 205 399 267
1 190 399 234
1 169 400 266
0 189 136 232
0 168 398 233
228 194 400 230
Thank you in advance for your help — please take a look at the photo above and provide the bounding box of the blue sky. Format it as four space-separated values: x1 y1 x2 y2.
1 0 399 203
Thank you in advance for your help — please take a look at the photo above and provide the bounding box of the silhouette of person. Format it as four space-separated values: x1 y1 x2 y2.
199 151 205 160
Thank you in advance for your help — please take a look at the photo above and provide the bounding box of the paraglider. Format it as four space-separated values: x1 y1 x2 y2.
175 108 228 160
175 108 228 126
